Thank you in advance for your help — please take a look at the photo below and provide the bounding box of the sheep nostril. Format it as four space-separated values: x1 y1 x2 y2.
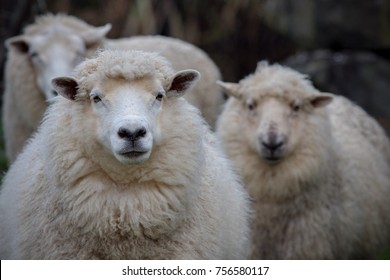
117 128 130 139
118 127 147 141
262 140 284 152
135 127 147 139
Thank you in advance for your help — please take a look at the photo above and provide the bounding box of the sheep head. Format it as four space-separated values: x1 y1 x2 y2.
6 21 111 102
219 63 332 165
52 50 199 165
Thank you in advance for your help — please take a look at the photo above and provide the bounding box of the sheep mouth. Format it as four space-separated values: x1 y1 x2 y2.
120 151 148 158
260 147 285 164
114 148 152 164
261 151 283 165
263 155 283 164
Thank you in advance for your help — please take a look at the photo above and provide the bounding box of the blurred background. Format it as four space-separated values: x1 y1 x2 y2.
1 0 390 130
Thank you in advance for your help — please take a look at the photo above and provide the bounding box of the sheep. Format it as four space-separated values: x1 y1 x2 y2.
0 49 251 260
2 14 111 163
3 14 223 163
216 61 390 259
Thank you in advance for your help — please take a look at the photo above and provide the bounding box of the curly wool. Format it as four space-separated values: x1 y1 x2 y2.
75 50 174 93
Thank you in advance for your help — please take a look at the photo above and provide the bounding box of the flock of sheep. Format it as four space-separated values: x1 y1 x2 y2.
0 14 389 260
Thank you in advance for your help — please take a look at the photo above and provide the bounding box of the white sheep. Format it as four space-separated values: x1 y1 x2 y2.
0 49 250 260
2 14 111 163
216 61 390 259
3 14 223 163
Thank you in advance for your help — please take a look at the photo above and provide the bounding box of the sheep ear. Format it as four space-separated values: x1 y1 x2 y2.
81 23 111 48
255 60 269 73
217 81 242 99
166 70 200 98
51 77 79 101
5 35 30 53
309 94 333 109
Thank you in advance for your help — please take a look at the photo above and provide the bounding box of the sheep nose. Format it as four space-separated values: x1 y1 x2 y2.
261 140 284 152
117 127 147 141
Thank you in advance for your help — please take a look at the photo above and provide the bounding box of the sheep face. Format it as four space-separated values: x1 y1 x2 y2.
52 68 199 165
5 23 110 101
249 96 294 164
219 80 332 165
92 77 163 164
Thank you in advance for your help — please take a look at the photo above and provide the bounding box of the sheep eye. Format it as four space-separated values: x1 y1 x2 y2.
292 103 301 112
290 99 302 112
246 99 256 111
29 52 38 58
156 92 164 101
92 95 102 103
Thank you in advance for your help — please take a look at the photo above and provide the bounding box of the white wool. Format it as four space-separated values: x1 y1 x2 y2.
74 49 174 93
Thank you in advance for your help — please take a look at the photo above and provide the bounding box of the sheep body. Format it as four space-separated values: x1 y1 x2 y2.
0 50 250 260
216 62 390 259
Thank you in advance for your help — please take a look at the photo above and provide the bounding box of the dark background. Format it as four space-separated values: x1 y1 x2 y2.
1 0 390 133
